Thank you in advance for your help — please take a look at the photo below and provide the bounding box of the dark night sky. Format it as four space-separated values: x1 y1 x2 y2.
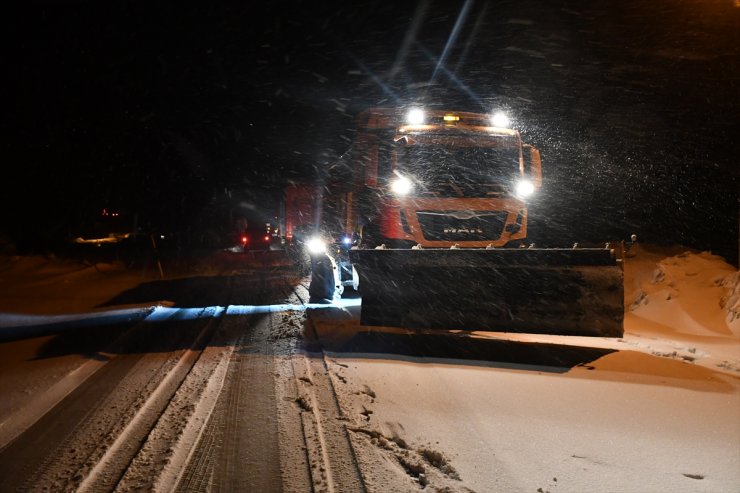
3 0 739 263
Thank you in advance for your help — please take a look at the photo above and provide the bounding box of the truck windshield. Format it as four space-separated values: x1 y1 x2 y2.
394 136 521 197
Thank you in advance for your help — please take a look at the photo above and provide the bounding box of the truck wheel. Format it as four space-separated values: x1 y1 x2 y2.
339 265 360 298
351 265 359 291
309 254 337 303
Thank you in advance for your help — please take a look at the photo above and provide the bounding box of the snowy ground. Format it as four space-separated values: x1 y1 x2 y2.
307 244 740 492
0 245 738 492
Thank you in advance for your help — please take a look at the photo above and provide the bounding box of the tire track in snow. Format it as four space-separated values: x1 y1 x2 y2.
175 310 286 492
0 307 214 492
77 307 224 492
0 267 320 492
294 313 367 493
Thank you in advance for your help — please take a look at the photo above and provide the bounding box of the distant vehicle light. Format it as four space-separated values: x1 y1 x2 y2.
342 236 352 245
491 112 510 128
390 174 413 195
443 114 460 122
515 179 535 198
406 108 425 125
264 235 270 242
307 237 327 255
241 236 248 244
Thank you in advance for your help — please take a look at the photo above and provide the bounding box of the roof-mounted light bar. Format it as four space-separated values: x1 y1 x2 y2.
403 108 513 129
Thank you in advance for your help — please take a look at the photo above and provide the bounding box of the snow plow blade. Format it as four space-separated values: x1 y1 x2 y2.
349 248 624 337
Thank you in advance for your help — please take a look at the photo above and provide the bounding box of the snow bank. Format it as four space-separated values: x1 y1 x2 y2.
626 246 739 337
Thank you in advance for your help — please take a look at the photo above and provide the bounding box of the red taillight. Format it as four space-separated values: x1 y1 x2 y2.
241 236 248 244
264 236 270 242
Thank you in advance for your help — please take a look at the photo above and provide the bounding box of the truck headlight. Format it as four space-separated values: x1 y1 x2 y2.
390 175 413 196
306 237 327 255
491 111 510 128
406 108 425 125
515 179 535 198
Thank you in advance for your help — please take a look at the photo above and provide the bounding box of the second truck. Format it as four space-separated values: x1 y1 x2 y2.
307 107 624 337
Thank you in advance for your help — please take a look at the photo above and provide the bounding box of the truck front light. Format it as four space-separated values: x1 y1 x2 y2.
491 112 510 128
390 175 413 196
306 237 327 255
515 179 535 198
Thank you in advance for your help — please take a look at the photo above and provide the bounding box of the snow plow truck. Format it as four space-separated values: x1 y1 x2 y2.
307 107 624 337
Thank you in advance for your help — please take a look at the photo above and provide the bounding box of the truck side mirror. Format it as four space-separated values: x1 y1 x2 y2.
523 144 543 187
358 133 379 187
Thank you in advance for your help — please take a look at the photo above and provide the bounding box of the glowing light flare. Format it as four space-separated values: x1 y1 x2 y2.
406 108 425 125
390 175 413 195
491 112 511 128
306 237 327 255
515 179 535 198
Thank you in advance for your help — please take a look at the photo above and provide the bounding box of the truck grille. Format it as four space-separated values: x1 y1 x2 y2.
416 210 508 241
416 182 510 197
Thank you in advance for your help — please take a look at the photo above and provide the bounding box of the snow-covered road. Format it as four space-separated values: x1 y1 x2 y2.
0 246 737 492
0 256 331 492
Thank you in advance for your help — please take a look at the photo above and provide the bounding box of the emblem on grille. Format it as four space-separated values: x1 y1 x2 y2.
443 227 484 234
